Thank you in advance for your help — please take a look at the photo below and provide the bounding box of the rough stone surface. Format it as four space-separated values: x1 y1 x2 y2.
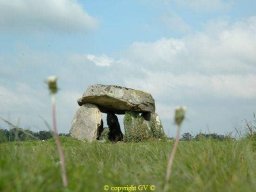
98 128 110 141
107 113 123 142
123 112 151 142
96 120 104 140
70 104 102 141
150 113 166 138
77 84 155 114
123 112 166 141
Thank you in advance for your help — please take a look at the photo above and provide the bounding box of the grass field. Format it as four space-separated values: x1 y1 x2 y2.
0 137 256 192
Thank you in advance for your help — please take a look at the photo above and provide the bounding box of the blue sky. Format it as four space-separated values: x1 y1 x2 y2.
0 0 255 137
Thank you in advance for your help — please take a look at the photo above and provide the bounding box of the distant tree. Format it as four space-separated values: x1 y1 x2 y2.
35 131 53 140
181 132 193 141
195 133 233 141
0 129 8 143
0 127 70 143
59 133 70 137
8 128 37 141
195 133 204 140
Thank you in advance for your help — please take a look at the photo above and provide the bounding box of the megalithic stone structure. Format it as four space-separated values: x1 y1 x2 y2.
70 84 166 142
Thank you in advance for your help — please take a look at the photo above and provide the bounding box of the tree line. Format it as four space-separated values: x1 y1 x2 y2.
0 128 234 143
0 128 69 143
180 132 234 141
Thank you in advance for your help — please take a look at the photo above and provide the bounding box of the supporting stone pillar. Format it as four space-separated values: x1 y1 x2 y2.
123 111 151 142
70 103 102 141
123 111 166 142
107 113 123 142
150 112 166 139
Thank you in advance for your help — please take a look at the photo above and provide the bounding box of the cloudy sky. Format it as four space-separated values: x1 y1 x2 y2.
0 0 255 137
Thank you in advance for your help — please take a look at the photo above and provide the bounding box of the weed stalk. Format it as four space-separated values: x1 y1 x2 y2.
47 76 68 187
164 106 186 192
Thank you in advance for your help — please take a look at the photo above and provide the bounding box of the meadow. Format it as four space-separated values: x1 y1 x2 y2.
1 137 256 192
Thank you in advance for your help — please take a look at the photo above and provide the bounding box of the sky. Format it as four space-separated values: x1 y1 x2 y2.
0 0 255 137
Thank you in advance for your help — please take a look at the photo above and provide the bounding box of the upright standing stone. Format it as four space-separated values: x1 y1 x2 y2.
150 113 166 138
96 120 104 140
123 112 151 142
70 104 102 141
107 113 123 142
123 112 166 142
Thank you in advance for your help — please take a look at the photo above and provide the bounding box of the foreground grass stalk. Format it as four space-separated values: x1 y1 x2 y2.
51 95 68 187
164 106 186 192
164 124 181 192
47 76 68 187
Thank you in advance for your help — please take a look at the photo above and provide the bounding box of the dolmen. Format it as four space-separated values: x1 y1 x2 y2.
70 84 166 142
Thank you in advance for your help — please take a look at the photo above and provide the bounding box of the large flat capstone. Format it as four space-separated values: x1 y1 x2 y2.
77 84 155 114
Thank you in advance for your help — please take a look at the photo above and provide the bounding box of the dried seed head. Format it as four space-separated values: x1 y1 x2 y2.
174 106 186 126
46 76 58 94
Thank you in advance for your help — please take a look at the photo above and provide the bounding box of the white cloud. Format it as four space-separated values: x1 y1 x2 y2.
126 38 185 70
209 74 256 98
69 53 114 67
125 18 256 74
126 72 256 100
117 16 256 103
0 0 97 33
124 16 256 73
86 54 114 67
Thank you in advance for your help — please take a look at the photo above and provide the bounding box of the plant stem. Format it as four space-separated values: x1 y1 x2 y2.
164 125 181 192
51 94 68 187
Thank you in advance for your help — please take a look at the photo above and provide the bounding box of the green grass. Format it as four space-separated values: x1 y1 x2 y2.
0 137 256 192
